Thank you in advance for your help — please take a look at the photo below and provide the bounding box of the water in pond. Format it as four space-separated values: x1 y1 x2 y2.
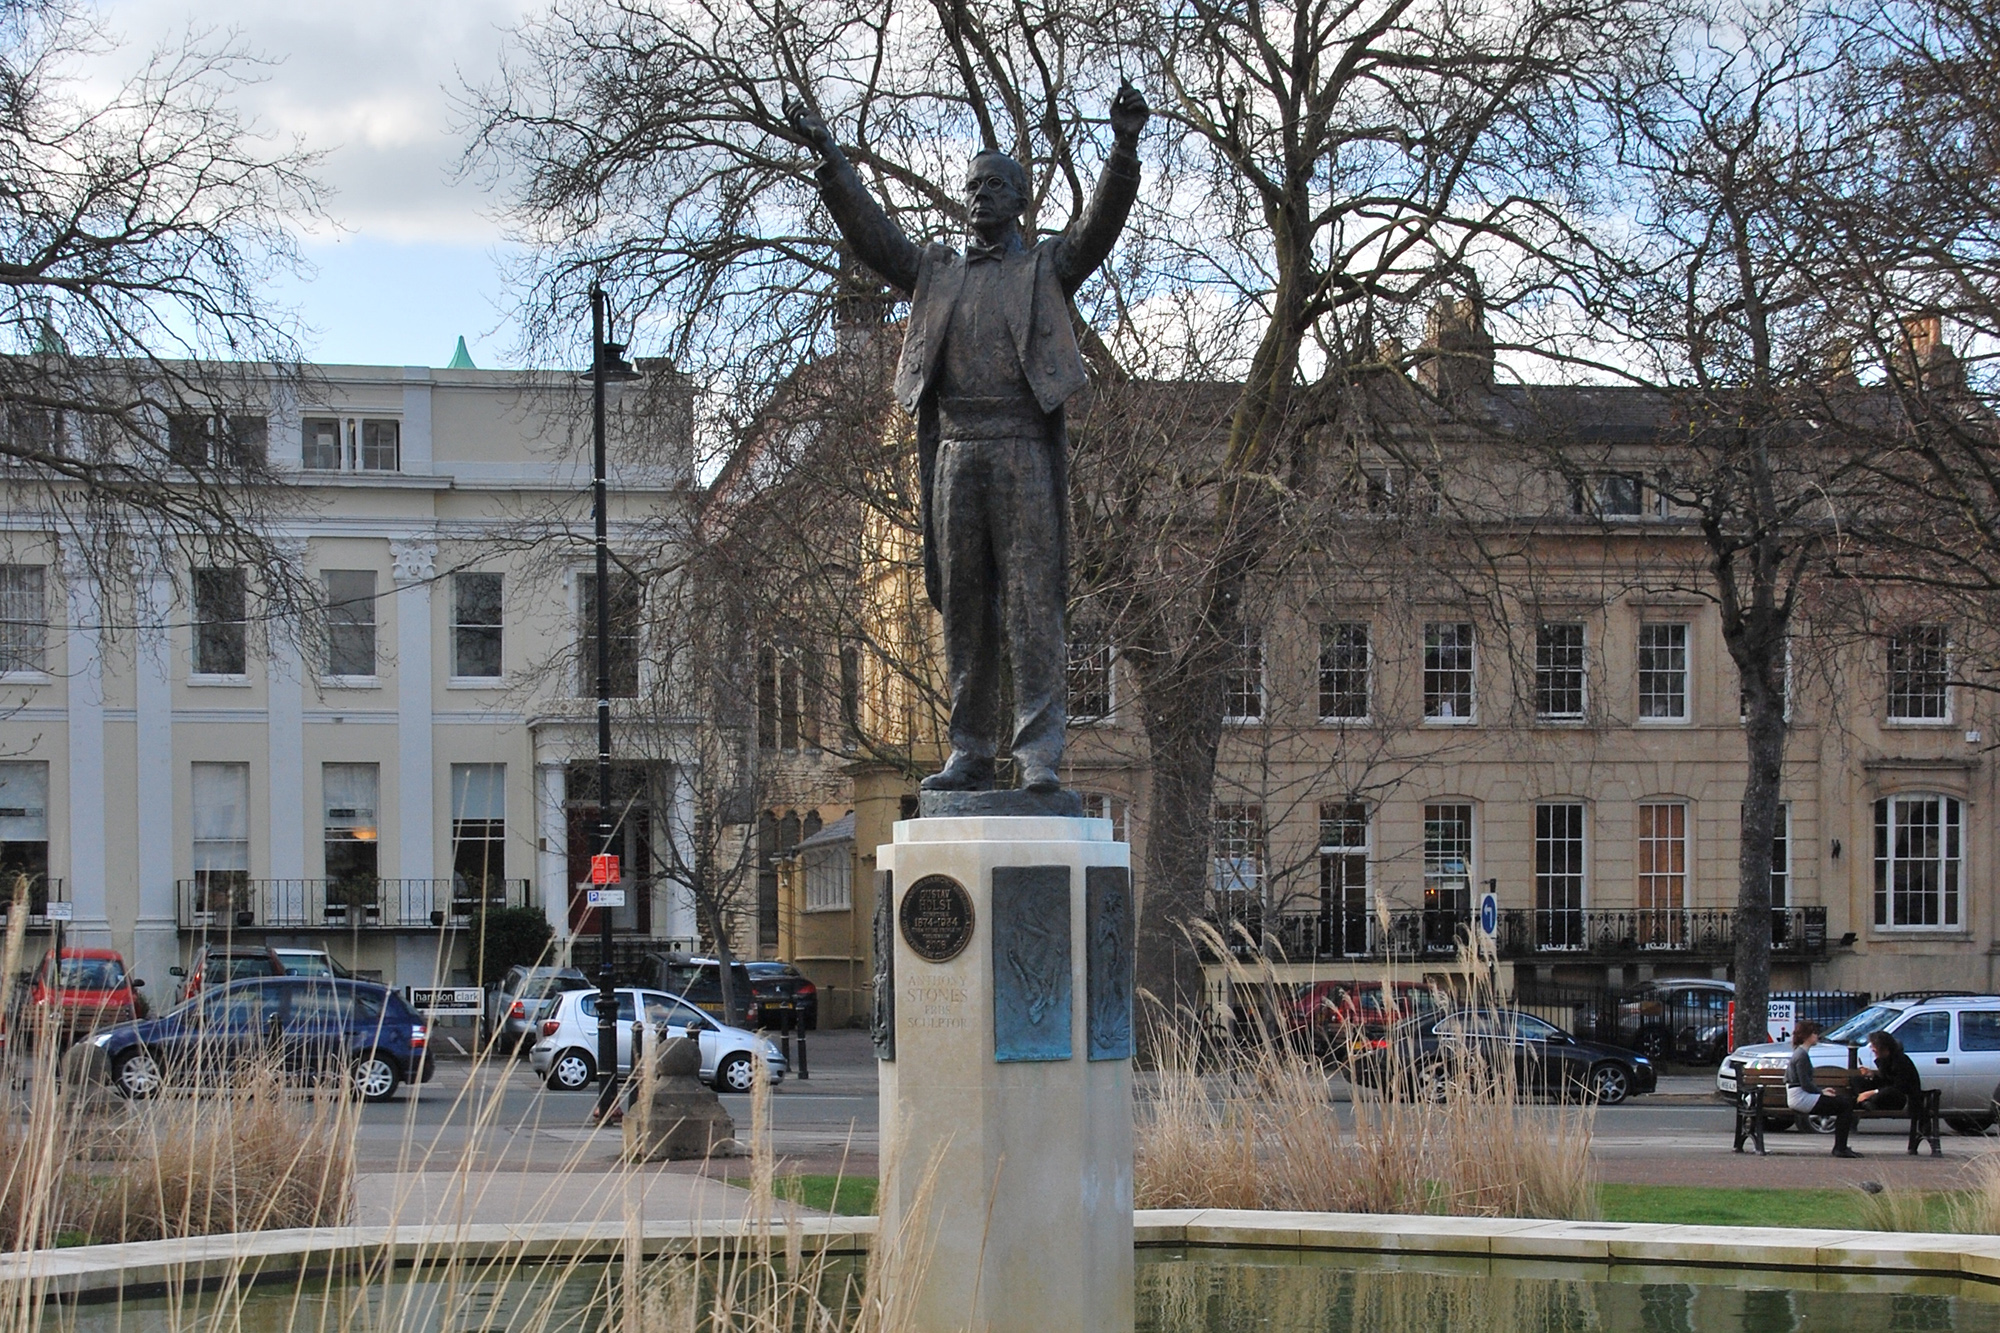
51 1249 2000 1333
1135 1249 2000 1332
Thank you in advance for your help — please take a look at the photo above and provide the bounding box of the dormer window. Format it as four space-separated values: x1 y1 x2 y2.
302 416 401 472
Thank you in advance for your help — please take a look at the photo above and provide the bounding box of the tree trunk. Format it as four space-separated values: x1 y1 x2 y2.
1132 667 1227 1021
1731 642 1788 1051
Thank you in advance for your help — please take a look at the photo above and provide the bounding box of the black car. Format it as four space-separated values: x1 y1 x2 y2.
1351 1007 1658 1105
85 976 435 1103
641 956 760 1026
745 961 819 1031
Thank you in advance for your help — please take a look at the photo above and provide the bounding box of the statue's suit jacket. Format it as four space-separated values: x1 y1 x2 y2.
814 145 1140 609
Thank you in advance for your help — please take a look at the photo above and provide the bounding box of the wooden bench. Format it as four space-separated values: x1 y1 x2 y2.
1730 1062 1942 1156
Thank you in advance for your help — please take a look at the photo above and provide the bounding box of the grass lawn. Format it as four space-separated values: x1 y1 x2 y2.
730 1175 1973 1231
728 1173 879 1217
1598 1183 1966 1231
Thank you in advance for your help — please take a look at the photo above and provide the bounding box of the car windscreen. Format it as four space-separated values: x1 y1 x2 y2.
56 958 124 989
1824 1004 1902 1044
218 956 276 981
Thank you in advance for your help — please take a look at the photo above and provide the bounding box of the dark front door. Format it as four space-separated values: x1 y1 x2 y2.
567 803 653 935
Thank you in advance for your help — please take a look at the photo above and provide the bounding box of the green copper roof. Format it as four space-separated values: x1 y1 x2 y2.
446 335 476 370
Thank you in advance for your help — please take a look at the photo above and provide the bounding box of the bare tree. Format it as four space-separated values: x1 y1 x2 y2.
0 0 324 611
470 0 1659 1013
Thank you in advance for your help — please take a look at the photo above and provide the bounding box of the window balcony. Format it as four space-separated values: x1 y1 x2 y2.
1207 901 1828 964
176 878 535 932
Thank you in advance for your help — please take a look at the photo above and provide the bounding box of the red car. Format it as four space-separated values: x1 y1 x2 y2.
1287 980 1446 1057
27 948 145 1044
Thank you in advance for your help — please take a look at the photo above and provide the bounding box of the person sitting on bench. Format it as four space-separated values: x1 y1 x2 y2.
1787 1020 1861 1158
1855 1029 1923 1113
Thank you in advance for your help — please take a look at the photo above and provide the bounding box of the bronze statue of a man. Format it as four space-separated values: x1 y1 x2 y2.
787 85 1147 794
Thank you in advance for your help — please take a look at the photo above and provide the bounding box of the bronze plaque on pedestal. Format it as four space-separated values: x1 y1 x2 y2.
900 874 975 962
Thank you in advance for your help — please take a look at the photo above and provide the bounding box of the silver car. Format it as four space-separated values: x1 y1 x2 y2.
1717 995 2000 1130
530 986 785 1094
488 965 592 1055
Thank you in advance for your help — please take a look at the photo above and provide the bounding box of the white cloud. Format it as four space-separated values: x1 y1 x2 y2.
96 0 528 244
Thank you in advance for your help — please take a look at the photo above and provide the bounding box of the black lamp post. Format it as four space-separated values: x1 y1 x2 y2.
585 283 639 1120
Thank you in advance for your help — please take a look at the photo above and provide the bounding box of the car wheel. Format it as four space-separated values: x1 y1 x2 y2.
112 1048 163 1099
1946 1113 1995 1135
1804 1114 1838 1134
715 1052 757 1094
547 1048 596 1091
351 1052 401 1103
1634 1028 1668 1062
1589 1063 1631 1106
1423 1062 1450 1104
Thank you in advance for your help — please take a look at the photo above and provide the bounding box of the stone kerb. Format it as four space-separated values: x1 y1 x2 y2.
23 1212 2000 1306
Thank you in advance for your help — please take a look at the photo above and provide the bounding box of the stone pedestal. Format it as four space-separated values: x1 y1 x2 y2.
624 1036 738 1161
876 814 1133 1333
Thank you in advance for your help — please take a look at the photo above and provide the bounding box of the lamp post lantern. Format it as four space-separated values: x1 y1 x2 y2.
584 283 639 1121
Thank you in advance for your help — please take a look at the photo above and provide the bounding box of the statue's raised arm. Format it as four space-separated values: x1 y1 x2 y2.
1053 80 1149 296
786 100 923 295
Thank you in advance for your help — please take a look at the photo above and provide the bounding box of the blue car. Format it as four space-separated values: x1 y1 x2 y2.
87 975 434 1102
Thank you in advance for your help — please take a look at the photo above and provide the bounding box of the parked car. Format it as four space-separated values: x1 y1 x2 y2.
1617 979 1868 1063
487 965 593 1054
89 976 433 1103
271 948 353 980
641 956 761 1026
745 961 819 1031
26 948 145 1043
1285 980 1445 1056
1351 1007 1657 1105
1616 979 1734 1061
1717 994 2000 1131
171 945 286 1003
530 985 785 1094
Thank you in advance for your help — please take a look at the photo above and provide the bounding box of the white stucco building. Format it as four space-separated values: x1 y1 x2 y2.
0 361 703 992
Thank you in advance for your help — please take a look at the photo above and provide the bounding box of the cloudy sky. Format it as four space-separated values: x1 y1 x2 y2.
102 0 535 369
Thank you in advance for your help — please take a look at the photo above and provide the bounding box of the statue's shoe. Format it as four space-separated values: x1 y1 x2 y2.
919 755 995 791
1019 763 1060 793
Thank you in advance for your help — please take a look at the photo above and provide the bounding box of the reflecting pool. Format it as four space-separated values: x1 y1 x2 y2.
1136 1249 2000 1332
51 1247 2000 1333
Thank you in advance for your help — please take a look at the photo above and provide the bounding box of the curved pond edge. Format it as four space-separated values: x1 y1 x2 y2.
11 1209 2000 1305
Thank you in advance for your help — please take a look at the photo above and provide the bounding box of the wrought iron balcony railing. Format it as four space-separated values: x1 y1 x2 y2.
175 878 534 931
1209 901 1828 963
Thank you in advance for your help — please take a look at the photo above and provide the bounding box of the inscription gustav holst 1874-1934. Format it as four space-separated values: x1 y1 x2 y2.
899 874 976 963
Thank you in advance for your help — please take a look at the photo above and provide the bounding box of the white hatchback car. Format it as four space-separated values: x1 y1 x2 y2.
530 986 785 1093
1716 994 2000 1130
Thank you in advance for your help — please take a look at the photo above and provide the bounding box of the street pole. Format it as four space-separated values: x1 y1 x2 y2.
591 284 619 1122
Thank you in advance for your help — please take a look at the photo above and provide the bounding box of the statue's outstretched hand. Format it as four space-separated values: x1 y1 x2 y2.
784 99 839 160
1109 80 1149 145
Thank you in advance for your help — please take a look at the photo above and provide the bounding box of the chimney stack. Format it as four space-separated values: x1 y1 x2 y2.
1416 296 1495 399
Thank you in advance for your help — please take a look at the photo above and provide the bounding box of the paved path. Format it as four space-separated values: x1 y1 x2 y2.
353 1164 814 1228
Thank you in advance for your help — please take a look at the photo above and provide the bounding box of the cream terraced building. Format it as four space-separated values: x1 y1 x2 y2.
0 361 705 994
